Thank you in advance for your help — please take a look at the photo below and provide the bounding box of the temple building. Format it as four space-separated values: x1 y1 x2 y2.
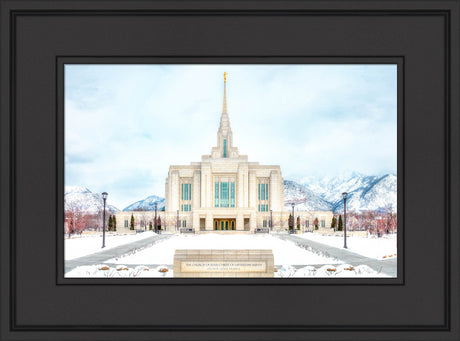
117 73 333 233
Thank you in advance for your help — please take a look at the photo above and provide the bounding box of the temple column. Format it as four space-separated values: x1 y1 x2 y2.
250 212 257 231
249 171 256 209
193 212 199 230
237 167 244 208
270 171 280 211
201 164 211 208
206 212 213 231
236 212 244 231
170 171 179 212
164 178 169 212
193 170 201 209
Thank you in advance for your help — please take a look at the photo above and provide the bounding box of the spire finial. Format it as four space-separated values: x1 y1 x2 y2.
222 72 228 114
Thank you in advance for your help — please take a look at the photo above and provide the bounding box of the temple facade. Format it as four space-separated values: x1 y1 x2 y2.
116 73 333 233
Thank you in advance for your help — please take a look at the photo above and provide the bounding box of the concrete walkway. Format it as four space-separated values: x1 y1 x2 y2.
65 234 173 273
275 234 397 277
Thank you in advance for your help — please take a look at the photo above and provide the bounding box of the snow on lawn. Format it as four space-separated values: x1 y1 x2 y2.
107 233 341 266
297 233 397 260
65 231 158 260
278 264 388 278
66 263 387 278
66 264 173 278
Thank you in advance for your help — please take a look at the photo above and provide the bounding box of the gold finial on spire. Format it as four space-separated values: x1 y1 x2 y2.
222 72 228 114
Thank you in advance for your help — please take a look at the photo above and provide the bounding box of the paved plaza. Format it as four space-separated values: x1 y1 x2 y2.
276 234 397 277
65 234 173 273
65 232 397 277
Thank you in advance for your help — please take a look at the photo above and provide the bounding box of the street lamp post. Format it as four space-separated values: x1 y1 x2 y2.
101 192 108 248
154 202 158 234
270 209 273 231
177 210 179 231
342 192 348 249
291 203 295 234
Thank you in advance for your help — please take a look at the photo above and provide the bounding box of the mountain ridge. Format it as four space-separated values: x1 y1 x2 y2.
122 195 166 211
292 172 397 213
66 172 397 215
64 186 119 214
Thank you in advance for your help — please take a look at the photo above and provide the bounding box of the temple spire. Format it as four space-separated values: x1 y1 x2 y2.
222 72 228 114
209 72 239 159
219 72 231 133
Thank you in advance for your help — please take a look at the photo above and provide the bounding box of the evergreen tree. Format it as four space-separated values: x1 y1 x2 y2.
113 215 116 232
130 214 135 230
338 215 343 231
331 216 337 228
288 214 293 230
158 217 162 230
149 222 153 230
313 217 319 230
108 215 113 231
296 216 301 230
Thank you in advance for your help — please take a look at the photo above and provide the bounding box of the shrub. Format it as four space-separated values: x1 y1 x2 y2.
130 214 135 230
313 218 319 230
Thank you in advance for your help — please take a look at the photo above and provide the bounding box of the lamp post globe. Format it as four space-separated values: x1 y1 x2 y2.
101 192 108 248
342 192 348 249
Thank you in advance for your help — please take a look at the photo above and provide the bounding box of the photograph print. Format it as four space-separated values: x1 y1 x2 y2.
64 64 397 278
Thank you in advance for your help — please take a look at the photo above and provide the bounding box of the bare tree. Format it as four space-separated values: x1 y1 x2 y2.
65 204 92 237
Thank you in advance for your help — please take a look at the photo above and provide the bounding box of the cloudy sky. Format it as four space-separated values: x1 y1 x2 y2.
65 64 397 210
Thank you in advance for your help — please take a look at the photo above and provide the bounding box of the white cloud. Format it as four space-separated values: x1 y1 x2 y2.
65 64 397 208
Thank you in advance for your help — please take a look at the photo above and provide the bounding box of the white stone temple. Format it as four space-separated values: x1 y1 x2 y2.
117 73 333 233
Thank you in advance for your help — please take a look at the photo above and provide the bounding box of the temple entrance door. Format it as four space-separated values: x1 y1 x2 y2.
214 219 236 230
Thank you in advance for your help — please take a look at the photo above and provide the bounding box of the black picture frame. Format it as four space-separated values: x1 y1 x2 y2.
0 1 458 340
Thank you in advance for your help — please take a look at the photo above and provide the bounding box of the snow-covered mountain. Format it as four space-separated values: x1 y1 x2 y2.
299 171 382 204
76 171 396 215
331 174 397 212
123 195 165 211
283 180 332 211
286 172 397 213
65 186 119 214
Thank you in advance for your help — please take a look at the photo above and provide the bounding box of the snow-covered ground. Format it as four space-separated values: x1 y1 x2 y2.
65 233 392 278
278 264 387 278
66 263 386 278
66 264 173 278
65 231 157 260
107 234 340 266
297 233 397 260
